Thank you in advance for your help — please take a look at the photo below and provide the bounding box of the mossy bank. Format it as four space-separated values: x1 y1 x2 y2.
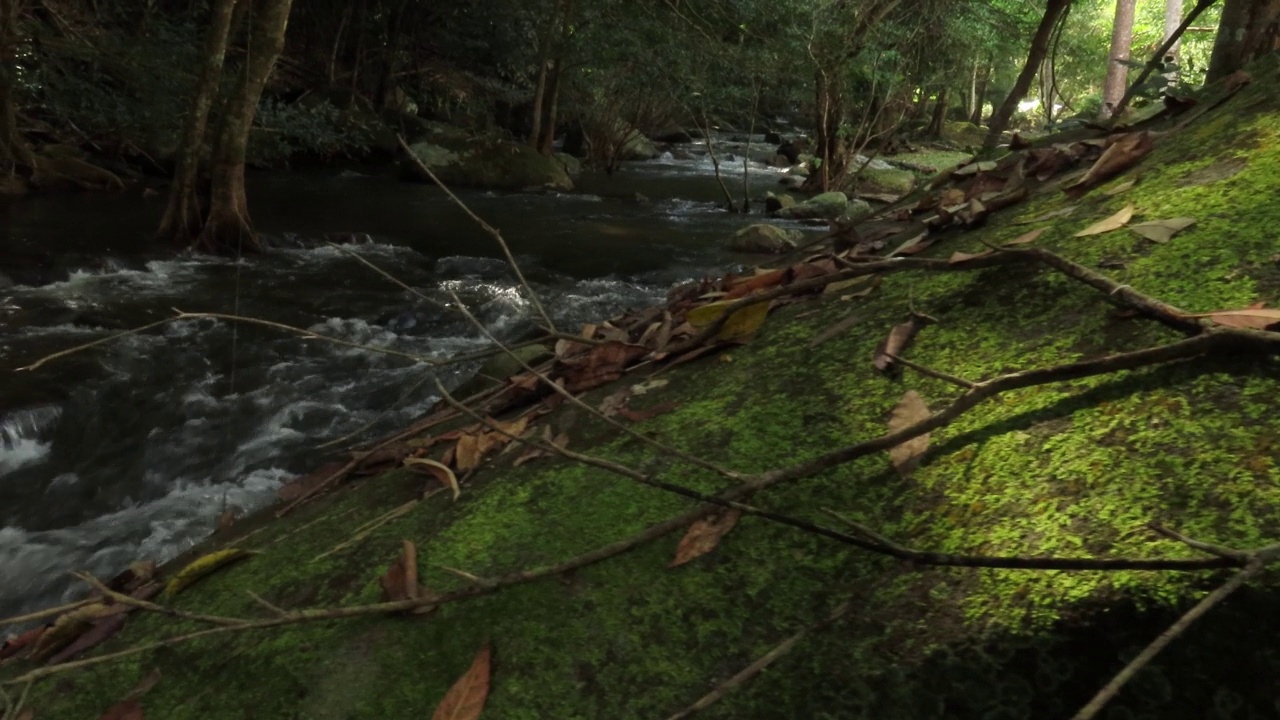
9 59 1280 720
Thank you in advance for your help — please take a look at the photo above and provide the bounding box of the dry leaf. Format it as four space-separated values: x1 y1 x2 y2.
1064 131 1154 198
32 602 117 661
404 457 461 500
1006 228 1047 246
1194 308 1280 331
432 644 492 720
1129 217 1195 243
164 549 253 598
724 268 787 299
380 540 430 604
949 249 993 264
887 391 931 478
454 433 481 472
669 509 743 567
1104 178 1137 196
559 341 649 393
1224 69 1252 93
1074 204 1135 237
1 624 46 660
873 314 936 373
630 379 668 395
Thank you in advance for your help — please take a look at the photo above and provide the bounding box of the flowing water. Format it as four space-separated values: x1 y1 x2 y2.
0 147 808 621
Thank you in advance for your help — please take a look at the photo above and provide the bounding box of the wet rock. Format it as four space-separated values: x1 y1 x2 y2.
724 224 801 254
775 191 849 220
764 131 783 145
401 139 573 192
763 192 798 214
651 129 694 144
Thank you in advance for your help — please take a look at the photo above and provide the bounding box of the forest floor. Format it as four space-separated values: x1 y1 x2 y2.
5 58 1280 720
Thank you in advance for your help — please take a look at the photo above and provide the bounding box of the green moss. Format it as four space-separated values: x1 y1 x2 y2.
13 57 1280 720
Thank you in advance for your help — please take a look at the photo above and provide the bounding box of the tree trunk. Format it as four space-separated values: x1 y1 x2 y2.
927 88 948 137
970 63 990 125
1100 0 1138 118
196 0 295 255
1163 0 1185 87
1206 0 1280 83
157 0 241 246
538 58 563 156
0 0 32 176
984 0 1073 150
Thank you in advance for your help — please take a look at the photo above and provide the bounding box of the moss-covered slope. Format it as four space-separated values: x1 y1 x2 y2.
10 59 1280 720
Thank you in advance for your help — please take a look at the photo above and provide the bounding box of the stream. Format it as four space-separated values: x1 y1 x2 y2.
0 144 808 621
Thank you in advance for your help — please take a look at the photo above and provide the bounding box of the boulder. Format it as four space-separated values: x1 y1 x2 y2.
775 191 848 220
763 192 798 214
770 154 791 168
725 224 801 254
857 167 916 196
778 175 806 189
401 139 573 192
838 198 874 223
764 131 783 144
554 153 583 176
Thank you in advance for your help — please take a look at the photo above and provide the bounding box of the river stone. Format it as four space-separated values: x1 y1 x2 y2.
454 344 555 399
775 191 848 220
725 224 801 254
554 153 582 176
858 167 916 196
763 192 797 214
402 140 573 192
838 198 874 223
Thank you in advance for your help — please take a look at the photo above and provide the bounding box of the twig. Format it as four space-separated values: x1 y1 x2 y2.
16 319 173 371
0 598 97 629
665 598 853 720
396 135 559 333
245 592 287 617
313 498 423 561
1071 559 1263 720
72 573 247 627
883 352 977 389
1147 524 1250 561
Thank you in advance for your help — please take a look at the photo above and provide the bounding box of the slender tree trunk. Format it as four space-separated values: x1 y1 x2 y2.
984 0 1073 150
1163 0 1185 86
327 2 352 85
1206 0 1280 83
927 88 948 137
197 0 295 255
1100 0 1138 118
158 0 240 246
538 58 563 156
0 0 32 176
970 63 990 125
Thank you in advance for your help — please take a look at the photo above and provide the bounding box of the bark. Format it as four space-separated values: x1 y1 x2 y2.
538 57 563 156
158 0 241 246
1164 0 1185 57
926 88 948 137
970 64 990 125
984 0 1073 150
197 0 295 255
1206 0 1280 83
1100 0 1138 118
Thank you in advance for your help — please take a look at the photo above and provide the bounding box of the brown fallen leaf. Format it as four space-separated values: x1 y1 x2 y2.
559 341 649 393
724 268 787 300
669 509 743 567
381 540 432 605
1129 217 1195 243
873 313 936 374
940 188 965 206
1189 307 1280 331
100 698 144 720
1104 178 1137 196
1064 131 1154 198
949 249 993 264
1 624 46 660
1224 69 1252 93
31 602 119 661
432 644 492 720
1074 204 1135 237
1005 228 1047 247
454 433 481 472
887 391 932 478
888 231 929 256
